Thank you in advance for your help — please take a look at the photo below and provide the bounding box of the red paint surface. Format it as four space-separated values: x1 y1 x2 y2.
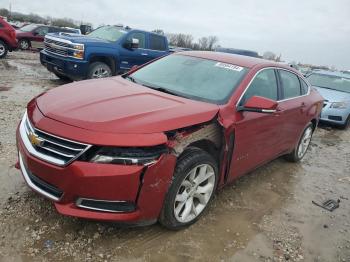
17 53 323 224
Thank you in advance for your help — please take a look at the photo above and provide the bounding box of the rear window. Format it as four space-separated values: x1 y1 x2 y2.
149 34 166 51
279 70 301 99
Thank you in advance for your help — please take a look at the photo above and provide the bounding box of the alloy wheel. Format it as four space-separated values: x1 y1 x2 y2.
20 40 29 50
91 67 111 78
297 126 313 158
174 164 215 223
0 43 5 56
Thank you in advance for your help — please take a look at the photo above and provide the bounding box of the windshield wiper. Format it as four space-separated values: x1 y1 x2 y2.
141 84 186 98
125 75 137 83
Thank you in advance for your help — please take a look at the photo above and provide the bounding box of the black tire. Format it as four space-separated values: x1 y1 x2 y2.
340 115 350 130
87 62 112 79
0 40 8 59
19 39 31 50
159 147 218 230
285 122 314 162
54 72 71 81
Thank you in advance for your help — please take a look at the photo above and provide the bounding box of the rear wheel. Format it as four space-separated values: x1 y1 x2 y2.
19 39 30 50
159 148 218 230
0 40 8 59
87 62 112 79
285 123 314 162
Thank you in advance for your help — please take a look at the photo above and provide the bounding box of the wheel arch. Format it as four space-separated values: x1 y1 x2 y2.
89 55 117 75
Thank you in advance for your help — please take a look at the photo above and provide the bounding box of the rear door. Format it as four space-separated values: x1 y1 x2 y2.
147 34 168 60
228 68 285 180
31 26 49 49
119 31 149 70
277 69 309 150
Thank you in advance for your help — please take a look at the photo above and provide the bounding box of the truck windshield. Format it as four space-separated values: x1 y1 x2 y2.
19 24 38 32
88 26 127 42
128 54 248 104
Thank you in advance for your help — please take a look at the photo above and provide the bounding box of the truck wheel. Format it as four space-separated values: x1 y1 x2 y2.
19 39 30 50
0 40 8 58
285 122 314 162
54 72 71 81
87 62 112 79
159 147 218 230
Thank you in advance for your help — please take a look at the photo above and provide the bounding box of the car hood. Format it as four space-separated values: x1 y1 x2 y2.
47 33 113 47
313 86 350 102
36 77 219 134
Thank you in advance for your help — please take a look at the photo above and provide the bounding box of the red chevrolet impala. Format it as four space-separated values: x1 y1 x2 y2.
16 52 323 229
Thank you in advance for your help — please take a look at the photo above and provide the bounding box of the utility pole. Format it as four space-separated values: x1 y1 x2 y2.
9 0 12 20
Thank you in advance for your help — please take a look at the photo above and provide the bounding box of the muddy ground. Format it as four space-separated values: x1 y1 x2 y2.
0 51 349 262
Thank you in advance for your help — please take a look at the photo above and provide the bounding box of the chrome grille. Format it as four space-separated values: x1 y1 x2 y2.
20 112 91 166
44 35 84 59
44 44 68 57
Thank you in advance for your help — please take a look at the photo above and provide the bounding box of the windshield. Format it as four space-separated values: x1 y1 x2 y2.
19 24 38 32
128 55 248 104
88 26 127 41
307 73 350 94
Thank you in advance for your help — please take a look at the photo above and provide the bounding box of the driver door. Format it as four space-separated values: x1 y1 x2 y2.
228 68 285 181
119 32 150 71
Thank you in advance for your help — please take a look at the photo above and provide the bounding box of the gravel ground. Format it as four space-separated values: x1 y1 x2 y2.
0 51 349 262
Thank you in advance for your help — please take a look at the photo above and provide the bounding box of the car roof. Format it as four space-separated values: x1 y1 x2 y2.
310 70 350 79
178 51 289 69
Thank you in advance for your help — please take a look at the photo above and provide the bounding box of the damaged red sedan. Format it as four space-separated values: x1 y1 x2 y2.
16 52 323 229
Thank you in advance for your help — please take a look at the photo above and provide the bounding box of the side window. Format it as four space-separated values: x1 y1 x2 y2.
35 26 49 36
149 34 166 51
48 27 58 33
240 69 278 105
127 32 146 49
279 70 301 99
300 78 309 95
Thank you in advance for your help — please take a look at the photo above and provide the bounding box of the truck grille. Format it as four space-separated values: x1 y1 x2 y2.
20 112 91 166
44 35 84 59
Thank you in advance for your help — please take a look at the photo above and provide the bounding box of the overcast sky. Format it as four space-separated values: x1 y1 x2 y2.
2 0 350 69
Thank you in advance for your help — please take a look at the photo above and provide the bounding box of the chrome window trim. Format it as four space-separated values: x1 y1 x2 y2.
236 67 311 108
18 153 61 201
19 112 91 167
76 198 130 213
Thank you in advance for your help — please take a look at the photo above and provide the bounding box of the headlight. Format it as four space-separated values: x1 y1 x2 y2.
89 145 168 165
72 44 84 50
330 101 350 109
73 50 84 59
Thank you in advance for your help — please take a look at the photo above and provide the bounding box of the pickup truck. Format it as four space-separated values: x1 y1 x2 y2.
40 25 169 80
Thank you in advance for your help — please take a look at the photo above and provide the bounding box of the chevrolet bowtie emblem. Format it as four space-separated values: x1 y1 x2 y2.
28 132 44 147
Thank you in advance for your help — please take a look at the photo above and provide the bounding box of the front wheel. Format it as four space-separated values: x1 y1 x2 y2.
159 148 218 230
19 39 30 50
87 62 112 79
0 40 8 59
285 123 314 162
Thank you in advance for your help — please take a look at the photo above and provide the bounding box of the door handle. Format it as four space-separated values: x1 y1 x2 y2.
141 53 148 56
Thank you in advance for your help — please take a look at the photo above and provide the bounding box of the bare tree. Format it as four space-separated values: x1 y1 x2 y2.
207 36 218 51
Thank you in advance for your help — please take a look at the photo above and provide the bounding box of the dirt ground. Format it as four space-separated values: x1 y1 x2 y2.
0 51 349 262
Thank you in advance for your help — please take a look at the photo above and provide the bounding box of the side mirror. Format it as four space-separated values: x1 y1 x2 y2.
33 31 39 36
238 96 278 114
124 38 139 49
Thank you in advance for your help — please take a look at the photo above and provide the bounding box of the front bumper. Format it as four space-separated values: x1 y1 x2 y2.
40 50 89 80
320 102 349 125
16 118 176 224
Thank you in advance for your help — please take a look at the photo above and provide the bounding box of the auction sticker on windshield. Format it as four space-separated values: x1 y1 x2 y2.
215 62 244 72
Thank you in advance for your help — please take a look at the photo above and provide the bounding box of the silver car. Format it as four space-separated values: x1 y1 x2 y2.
306 70 350 129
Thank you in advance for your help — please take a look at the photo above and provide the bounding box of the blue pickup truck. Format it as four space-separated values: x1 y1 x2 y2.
40 25 169 80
